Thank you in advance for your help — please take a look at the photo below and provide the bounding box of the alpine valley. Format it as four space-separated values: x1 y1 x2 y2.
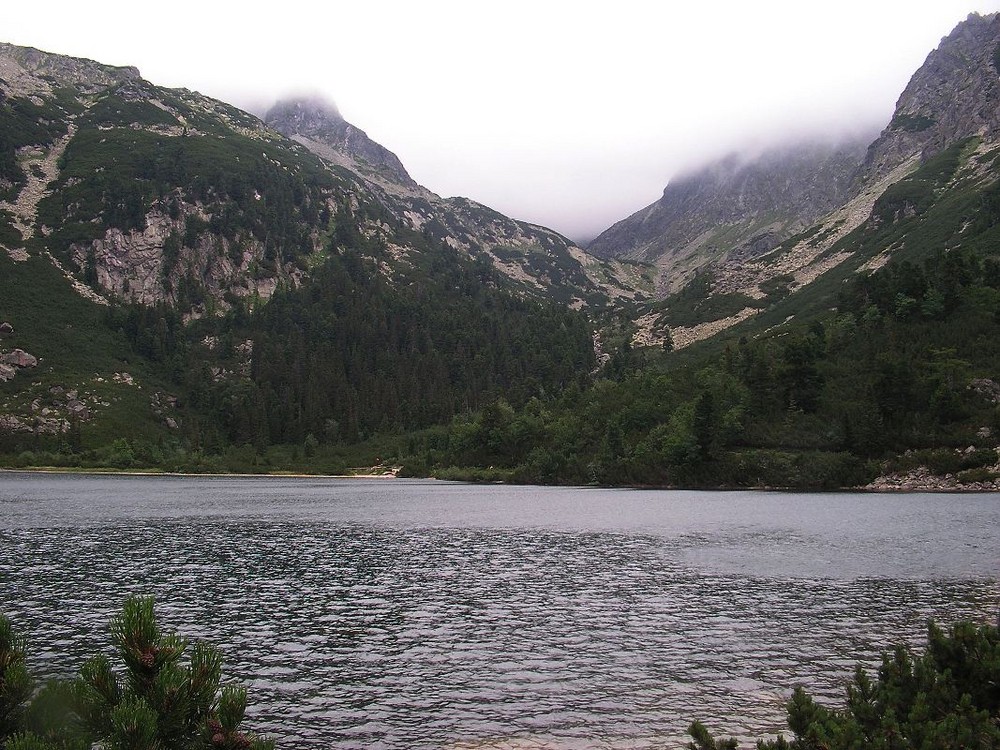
4 13 1000 488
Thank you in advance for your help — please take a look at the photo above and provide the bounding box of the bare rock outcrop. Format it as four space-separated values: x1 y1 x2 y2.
71 202 312 311
586 135 873 294
266 97 417 189
969 378 1000 403
862 445 1000 492
0 347 38 383
862 466 1000 492
862 13 1000 182
1 348 38 368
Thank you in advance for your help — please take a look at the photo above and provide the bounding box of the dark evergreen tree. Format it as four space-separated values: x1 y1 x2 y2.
690 619 1000 749
0 616 33 740
1 597 274 750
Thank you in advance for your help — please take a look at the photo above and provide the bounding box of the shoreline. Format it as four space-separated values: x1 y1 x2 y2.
3 466 999 492
0 466 403 480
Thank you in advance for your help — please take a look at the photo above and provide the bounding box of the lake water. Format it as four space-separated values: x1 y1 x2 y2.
1 473 998 748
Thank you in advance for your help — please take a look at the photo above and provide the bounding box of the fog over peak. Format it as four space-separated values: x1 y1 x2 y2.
4 0 999 243
264 93 343 123
664 125 883 189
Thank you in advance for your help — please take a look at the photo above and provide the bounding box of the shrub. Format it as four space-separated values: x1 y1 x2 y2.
0 615 33 739
1 596 274 749
690 619 1000 749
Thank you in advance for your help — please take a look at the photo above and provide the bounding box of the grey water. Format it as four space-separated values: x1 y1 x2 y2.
1 473 998 749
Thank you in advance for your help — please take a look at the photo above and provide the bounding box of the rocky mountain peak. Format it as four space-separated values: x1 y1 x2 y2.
0 42 139 97
264 96 344 134
265 95 416 188
863 12 1000 180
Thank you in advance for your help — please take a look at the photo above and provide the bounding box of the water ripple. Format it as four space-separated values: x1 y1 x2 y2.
1 478 998 749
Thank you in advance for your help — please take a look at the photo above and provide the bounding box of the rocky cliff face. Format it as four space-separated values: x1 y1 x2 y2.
862 13 1000 182
0 42 327 316
587 137 871 294
266 97 417 188
0 42 139 94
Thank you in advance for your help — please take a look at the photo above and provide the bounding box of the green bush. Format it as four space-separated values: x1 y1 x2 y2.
0 615 33 740
690 619 1000 749
0 596 274 749
889 113 936 133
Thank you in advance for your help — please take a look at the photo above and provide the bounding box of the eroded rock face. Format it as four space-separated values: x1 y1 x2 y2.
266 97 417 188
72 203 312 311
863 13 1000 181
1 349 37 368
586 137 872 292
0 42 139 98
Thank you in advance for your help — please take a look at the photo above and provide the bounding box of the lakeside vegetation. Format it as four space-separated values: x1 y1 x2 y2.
689 619 1000 749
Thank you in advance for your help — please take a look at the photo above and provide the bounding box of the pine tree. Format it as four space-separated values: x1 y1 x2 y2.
0 615 33 739
690 619 1000 749
1 597 275 750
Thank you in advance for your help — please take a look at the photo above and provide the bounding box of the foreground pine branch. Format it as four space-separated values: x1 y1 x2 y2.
690 619 1000 750
0 596 274 749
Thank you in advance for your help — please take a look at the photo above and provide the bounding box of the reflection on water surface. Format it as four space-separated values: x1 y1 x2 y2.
1 474 998 748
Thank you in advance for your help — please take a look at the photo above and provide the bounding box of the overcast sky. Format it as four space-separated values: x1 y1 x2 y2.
5 1 1000 241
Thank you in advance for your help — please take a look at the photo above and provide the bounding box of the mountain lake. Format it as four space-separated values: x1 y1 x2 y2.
1 472 998 748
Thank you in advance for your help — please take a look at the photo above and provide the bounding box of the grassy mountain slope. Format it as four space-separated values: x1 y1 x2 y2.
398 132 1000 488
0 44 600 469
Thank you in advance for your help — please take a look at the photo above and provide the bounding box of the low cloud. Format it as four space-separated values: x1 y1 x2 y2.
9 0 992 243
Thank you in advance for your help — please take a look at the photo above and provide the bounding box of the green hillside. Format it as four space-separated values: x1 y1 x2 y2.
389 138 1000 488
5 24 1000 487
0 57 597 473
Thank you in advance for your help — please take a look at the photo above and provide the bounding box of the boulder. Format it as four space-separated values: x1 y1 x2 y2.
1 349 37 368
0 322 13 338
0 363 15 382
67 399 90 420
